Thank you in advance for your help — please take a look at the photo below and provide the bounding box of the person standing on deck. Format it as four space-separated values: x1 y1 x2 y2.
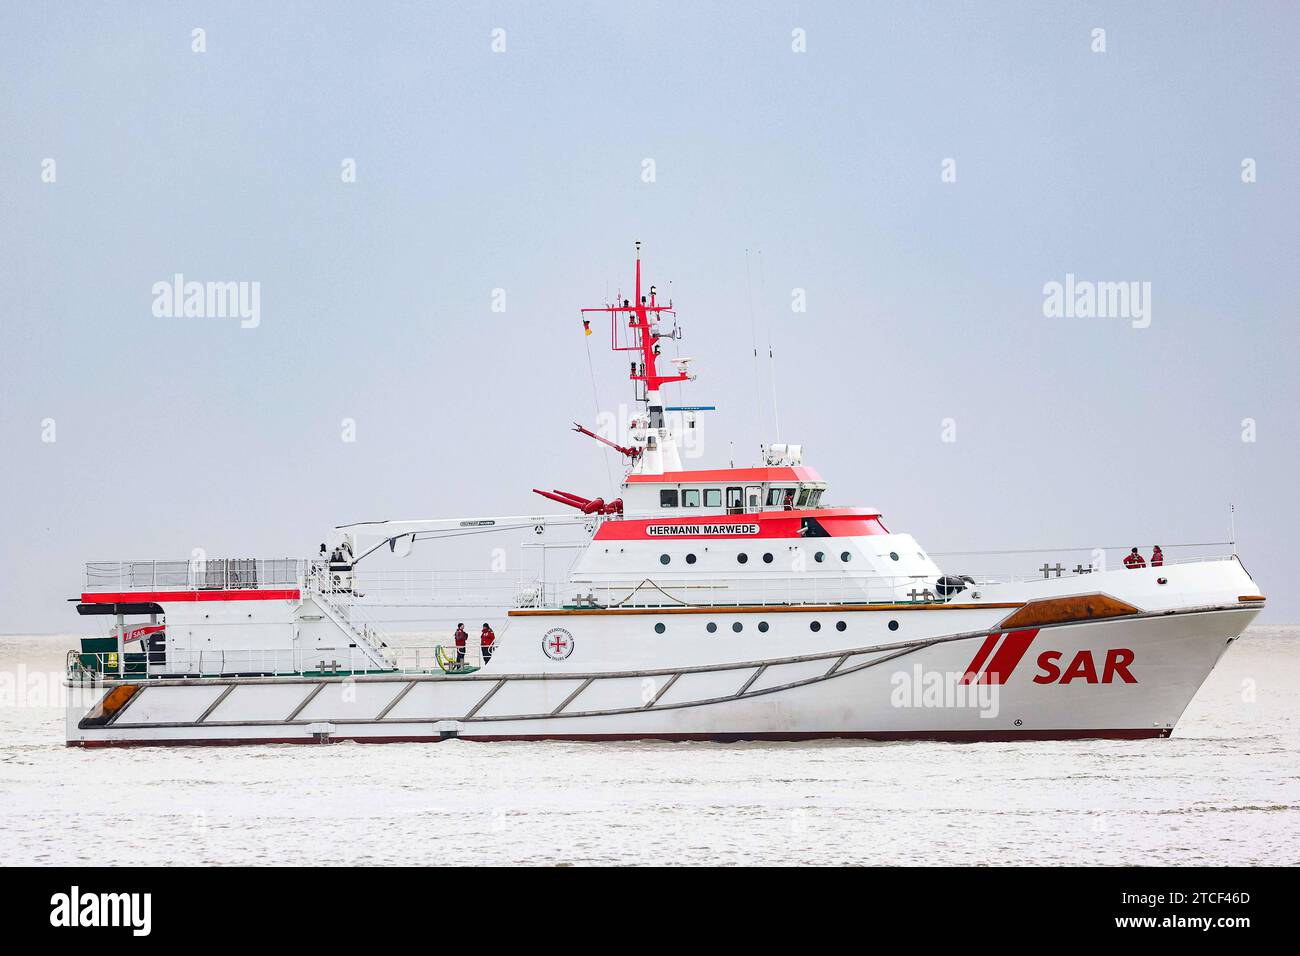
1151 545 1164 567
1123 547 1147 569
481 623 497 665
454 623 468 666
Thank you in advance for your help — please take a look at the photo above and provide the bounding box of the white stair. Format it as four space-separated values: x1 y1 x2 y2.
310 588 395 671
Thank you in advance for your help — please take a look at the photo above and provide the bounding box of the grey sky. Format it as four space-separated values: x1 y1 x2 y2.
2 2 1297 631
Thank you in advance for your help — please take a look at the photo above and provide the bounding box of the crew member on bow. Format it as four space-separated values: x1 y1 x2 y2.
1123 547 1147 569
1151 545 1164 567
481 623 496 664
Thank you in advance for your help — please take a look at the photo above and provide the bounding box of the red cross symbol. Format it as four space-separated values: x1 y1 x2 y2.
549 634 569 655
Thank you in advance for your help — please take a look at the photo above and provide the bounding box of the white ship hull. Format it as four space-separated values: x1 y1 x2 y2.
66 580 1262 747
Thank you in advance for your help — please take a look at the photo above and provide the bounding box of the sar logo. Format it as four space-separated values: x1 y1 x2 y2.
542 627 575 661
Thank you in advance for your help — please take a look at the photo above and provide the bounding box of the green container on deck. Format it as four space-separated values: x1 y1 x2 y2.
79 637 119 673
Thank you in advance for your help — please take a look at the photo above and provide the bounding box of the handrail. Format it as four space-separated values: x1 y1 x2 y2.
84 558 307 592
67 644 488 681
548 554 1235 609
82 551 1235 611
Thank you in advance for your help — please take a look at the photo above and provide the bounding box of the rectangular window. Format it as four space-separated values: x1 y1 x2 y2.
682 489 701 508
726 487 743 514
767 488 783 507
704 488 722 508
797 487 812 507
660 489 679 508
745 485 762 513
807 488 823 508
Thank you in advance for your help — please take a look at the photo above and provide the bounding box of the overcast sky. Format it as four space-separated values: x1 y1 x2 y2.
2 1 1297 631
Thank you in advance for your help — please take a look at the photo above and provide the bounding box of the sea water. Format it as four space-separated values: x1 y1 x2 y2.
0 628 1295 865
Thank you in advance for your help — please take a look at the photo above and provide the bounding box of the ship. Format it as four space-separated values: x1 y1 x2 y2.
64 243 1265 746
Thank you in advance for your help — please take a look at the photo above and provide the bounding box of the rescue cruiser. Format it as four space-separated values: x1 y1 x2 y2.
65 244 1265 746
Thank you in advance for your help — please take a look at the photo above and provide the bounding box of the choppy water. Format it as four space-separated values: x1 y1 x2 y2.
0 628 1296 866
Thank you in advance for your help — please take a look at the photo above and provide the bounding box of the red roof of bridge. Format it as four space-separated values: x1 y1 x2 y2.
624 466 823 485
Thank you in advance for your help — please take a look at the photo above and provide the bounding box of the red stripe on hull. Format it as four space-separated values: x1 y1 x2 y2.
980 628 1039 684
80 589 301 604
961 634 1000 684
69 727 1173 747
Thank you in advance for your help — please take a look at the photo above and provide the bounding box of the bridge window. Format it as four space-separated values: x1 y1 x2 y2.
660 490 678 508
726 487 743 514
766 487 797 509
807 488 824 508
704 488 722 508
797 487 813 507
682 489 701 508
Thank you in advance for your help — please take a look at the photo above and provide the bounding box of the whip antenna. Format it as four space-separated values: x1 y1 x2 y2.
759 249 781 444
745 248 764 460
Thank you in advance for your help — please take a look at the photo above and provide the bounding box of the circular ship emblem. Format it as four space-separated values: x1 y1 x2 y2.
542 627 575 661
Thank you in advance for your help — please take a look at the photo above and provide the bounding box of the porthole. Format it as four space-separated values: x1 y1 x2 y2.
758 621 769 633
654 623 666 635
706 622 718 634
737 553 749 564
814 551 826 563
840 551 852 563
762 552 774 564
660 554 671 565
810 621 822 632
888 620 899 631
732 622 743 633
686 553 697 564
889 551 900 561
836 621 847 632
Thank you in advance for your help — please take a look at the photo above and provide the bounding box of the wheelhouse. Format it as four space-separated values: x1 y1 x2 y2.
626 467 828 516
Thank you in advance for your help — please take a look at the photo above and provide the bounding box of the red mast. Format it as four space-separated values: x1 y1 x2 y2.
534 242 692 512
581 241 688 403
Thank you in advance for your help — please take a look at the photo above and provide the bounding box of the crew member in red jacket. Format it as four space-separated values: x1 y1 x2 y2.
454 623 468 665
481 623 497 664
1123 547 1147 569
1151 545 1164 567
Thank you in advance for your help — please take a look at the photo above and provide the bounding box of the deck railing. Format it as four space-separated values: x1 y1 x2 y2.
84 558 308 592
344 569 544 607
548 553 1236 609
67 644 489 681
82 550 1235 611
